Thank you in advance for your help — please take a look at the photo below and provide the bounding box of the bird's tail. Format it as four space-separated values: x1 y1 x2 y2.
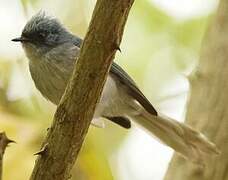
129 110 220 164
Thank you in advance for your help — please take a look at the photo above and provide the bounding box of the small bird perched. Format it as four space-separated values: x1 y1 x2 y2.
12 12 219 163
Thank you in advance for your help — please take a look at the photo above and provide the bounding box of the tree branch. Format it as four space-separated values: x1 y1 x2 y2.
30 0 134 179
0 132 14 180
165 0 228 179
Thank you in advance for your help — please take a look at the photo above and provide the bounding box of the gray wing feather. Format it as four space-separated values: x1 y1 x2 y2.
110 63 157 116
72 36 83 47
73 36 158 116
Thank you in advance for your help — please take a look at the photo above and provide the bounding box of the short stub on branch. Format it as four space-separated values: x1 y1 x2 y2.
0 132 15 155
0 132 15 180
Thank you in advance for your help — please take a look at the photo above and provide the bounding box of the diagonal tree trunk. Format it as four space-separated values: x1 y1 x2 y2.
30 0 134 179
165 0 228 179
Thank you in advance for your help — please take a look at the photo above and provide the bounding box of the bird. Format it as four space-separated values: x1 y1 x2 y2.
12 12 219 163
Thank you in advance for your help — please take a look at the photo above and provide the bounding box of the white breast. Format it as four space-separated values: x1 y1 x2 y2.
93 76 118 118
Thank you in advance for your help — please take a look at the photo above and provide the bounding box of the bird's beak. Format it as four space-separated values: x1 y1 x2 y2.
11 37 29 42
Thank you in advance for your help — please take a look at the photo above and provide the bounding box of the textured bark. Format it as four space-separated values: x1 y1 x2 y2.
0 132 14 180
165 0 228 180
30 0 134 180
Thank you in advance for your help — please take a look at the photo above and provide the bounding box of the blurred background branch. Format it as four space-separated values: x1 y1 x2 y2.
165 0 228 179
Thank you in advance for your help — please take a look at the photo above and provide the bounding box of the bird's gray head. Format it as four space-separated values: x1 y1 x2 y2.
12 12 70 59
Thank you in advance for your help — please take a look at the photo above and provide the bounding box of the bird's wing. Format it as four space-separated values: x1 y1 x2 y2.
104 116 131 129
72 36 83 47
72 36 157 116
110 63 157 116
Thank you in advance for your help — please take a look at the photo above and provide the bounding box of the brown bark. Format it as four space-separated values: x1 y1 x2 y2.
0 132 14 180
29 0 134 180
165 0 228 179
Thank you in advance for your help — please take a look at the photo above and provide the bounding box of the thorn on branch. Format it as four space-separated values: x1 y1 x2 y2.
0 132 14 180
0 132 15 154
114 43 121 52
34 143 48 156
6 138 16 144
